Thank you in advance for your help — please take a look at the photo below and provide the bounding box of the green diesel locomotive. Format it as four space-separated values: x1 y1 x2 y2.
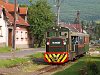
44 26 89 63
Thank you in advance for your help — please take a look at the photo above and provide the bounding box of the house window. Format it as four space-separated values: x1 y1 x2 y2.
21 31 23 37
21 31 24 40
21 38 24 41
25 32 28 40
16 31 18 33
0 26 2 37
16 38 19 41
16 31 19 40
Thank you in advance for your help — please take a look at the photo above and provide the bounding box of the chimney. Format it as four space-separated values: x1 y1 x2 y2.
77 10 80 23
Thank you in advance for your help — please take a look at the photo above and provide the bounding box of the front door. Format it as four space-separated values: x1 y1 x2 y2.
8 29 12 47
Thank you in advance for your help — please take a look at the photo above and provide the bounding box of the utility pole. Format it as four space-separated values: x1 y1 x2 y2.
55 0 64 26
56 0 60 26
13 0 17 50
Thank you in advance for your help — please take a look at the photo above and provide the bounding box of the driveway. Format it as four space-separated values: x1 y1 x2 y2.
0 48 45 59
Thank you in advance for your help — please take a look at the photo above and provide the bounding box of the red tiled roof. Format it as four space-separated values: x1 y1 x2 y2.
71 24 82 32
4 3 18 12
6 11 29 26
61 24 78 32
19 7 27 15
0 0 18 12
61 24 82 32
16 16 29 26
6 11 14 23
0 0 4 6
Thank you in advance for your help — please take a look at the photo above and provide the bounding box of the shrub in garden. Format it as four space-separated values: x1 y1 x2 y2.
79 60 99 75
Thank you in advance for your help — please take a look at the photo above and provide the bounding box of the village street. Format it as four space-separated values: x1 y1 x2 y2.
0 48 45 59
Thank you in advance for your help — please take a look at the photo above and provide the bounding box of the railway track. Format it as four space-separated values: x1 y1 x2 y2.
35 61 77 75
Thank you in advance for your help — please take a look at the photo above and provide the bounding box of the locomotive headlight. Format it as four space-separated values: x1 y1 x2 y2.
47 42 50 45
63 42 66 45
63 41 66 45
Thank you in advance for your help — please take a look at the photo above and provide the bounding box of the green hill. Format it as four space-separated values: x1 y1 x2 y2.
9 0 100 23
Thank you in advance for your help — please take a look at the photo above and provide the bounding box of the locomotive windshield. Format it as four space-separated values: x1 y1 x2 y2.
47 32 56 37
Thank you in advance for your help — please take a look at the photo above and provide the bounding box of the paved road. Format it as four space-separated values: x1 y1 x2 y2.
0 48 45 59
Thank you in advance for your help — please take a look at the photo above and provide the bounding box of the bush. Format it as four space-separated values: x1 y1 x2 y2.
79 57 99 75
87 62 99 75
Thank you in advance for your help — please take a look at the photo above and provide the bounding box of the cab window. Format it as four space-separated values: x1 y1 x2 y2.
47 32 56 37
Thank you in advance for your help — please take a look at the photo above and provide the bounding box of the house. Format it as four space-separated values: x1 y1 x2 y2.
0 0 32 48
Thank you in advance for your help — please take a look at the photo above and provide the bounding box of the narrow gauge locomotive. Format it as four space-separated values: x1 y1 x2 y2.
44 26 89 63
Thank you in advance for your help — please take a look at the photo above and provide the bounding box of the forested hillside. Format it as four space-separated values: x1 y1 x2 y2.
9 0 100 23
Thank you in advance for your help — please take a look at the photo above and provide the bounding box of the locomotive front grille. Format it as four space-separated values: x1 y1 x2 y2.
44 52 68 63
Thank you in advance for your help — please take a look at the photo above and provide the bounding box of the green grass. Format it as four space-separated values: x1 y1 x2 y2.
0 47 11 53
0 52 44 68
0 47 21 53
54 56 100 75
96 48 100 51
28 52 44 58
0 58 30 68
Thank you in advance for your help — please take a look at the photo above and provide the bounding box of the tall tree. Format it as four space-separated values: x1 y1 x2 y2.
28 0 55 47
95 23 100 40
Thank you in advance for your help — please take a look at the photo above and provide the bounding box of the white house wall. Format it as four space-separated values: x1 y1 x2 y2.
15 27 32 48
0 11 6 47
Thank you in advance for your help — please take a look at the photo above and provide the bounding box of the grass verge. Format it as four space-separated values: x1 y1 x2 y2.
96 48 100 51
28 52 44 58
0 52 47 73
0 47 21 53
0 58 30 68
54 56 100 75
0 47 11 53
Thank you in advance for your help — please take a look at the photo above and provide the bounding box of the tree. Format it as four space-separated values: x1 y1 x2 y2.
95 23 100 40
19 4 28 7
28 0 55 47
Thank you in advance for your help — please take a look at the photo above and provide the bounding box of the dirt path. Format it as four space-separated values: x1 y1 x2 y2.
0 64 47 75
0 67 20 75
0 48 45 59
